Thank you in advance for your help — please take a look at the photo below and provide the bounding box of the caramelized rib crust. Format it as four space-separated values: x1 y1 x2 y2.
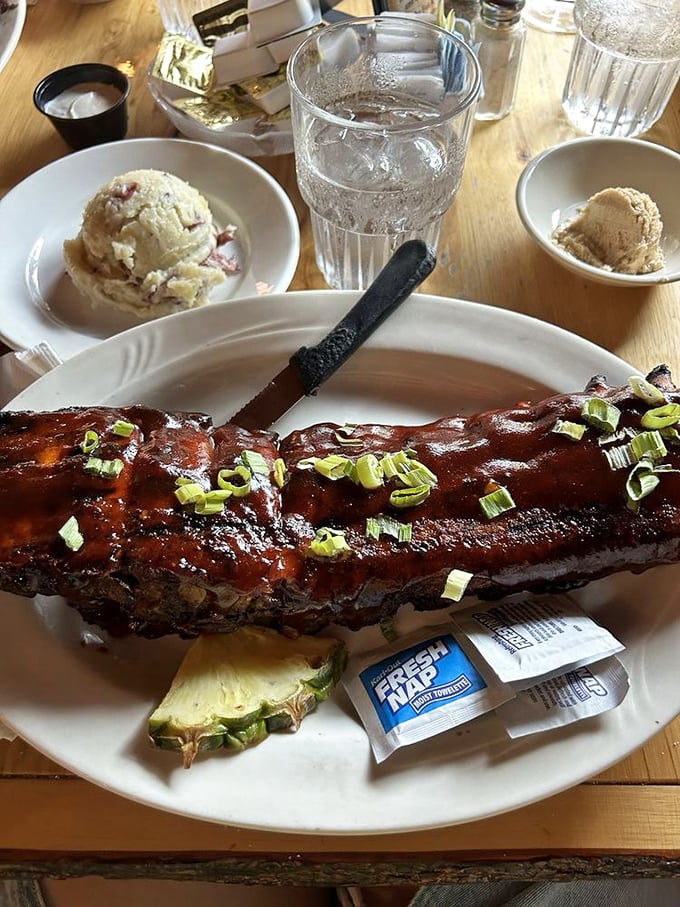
2 365 679 637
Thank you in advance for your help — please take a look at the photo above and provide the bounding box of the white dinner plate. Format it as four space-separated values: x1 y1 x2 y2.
0 0 25 74
2 292 679 835
0 137 300 360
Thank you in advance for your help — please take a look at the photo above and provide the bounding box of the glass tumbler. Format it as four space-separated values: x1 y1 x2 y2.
561 0 680 138
287 16 481 290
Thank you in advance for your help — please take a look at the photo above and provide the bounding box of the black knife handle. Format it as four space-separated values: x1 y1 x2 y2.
290 239 436 396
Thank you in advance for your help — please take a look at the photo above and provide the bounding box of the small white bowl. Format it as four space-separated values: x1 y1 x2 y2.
516 136 680 287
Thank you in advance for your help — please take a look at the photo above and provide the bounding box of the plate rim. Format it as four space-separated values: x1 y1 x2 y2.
0 0 26 74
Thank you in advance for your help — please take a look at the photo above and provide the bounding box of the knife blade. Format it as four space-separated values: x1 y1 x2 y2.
230 239 436 431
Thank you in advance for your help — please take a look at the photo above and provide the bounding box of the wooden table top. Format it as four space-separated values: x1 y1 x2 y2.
1 0 680 885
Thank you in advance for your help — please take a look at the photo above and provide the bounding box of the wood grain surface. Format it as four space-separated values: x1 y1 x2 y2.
1 0 680 883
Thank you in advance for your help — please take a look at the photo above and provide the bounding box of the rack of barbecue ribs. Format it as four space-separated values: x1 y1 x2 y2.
1 365 680 638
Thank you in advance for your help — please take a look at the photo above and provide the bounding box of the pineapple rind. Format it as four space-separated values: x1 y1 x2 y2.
149 626 347 765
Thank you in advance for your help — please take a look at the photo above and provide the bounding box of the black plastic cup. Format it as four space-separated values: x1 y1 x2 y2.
33 62 130 151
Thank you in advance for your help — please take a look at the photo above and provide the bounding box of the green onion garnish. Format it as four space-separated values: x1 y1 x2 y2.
354 454 384 489
396 461 438 488
80 430 99 454
479 484 516 519
273 457 287 488
365 514 412 542
240 450 269 475
389 485 431 509
640 403 680 430
335 425 362 446
581 398 621 433
84 457 124 479
314 454 352 480
629 375 666 405
598 427 636 447
379 618 399 642
552 419 586 441
308 527 350 558
174 482 206 505
380 450 413 479
625 460 661 511
630 430 668 462
661 426 680 445
217 465 251 497
58 516 84 552
604 444 637 470
194 490 232 515
441 568 474 602
296 457 319 470
112 420 134 437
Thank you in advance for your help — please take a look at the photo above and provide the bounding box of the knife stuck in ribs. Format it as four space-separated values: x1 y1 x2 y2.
1 364 679 639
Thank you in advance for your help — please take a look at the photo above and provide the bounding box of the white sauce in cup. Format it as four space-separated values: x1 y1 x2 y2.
43 82 122 119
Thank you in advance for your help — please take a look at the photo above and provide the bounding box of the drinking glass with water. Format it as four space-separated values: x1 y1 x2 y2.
562 0 680 138
287 16 481 290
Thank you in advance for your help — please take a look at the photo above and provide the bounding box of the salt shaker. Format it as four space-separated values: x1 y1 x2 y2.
473 0 526 120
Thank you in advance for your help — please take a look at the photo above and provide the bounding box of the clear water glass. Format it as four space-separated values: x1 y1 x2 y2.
287 16 481 290
561 0 680 138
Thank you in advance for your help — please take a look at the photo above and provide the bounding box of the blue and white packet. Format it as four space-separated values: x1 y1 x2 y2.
451 594 625 689
495 655 630 738
343 623 513 763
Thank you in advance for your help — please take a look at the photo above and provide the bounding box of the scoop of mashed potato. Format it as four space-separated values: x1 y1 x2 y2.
64 169 237 318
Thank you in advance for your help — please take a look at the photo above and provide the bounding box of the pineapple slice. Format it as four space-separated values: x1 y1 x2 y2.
148 626 347 767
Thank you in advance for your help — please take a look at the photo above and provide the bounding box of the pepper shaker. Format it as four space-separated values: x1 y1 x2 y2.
473 0 526 120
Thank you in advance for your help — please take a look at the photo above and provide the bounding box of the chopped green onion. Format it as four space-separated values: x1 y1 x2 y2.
240 450 269 475
217 465 251 497
396 461 438 488
354 454 384 489
194 489 232 515
552 419 586 442
661 426 680 445
365 514 412 542
581 398 621 433
379 618 399 642
630 430 667 462
112 420 134 437
273 457 287 488
598 427 637 447
296 456 319 470
380 450 413 479
314 454 352 480
629 375 666 405
308 527 350 558
625 460 660 511
174 482 206 505
603 444 637 471
640 403 680 430
80 430 99 454
58 516 84 552
479 485 516 519
389 484 431 509
84 457 124 479
441 568 474 602
175 476 193 486
335 425 362 446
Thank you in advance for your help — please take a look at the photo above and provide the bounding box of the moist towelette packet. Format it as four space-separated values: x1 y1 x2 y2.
495 656 630 738
343 623 513 763
451 594 625 689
